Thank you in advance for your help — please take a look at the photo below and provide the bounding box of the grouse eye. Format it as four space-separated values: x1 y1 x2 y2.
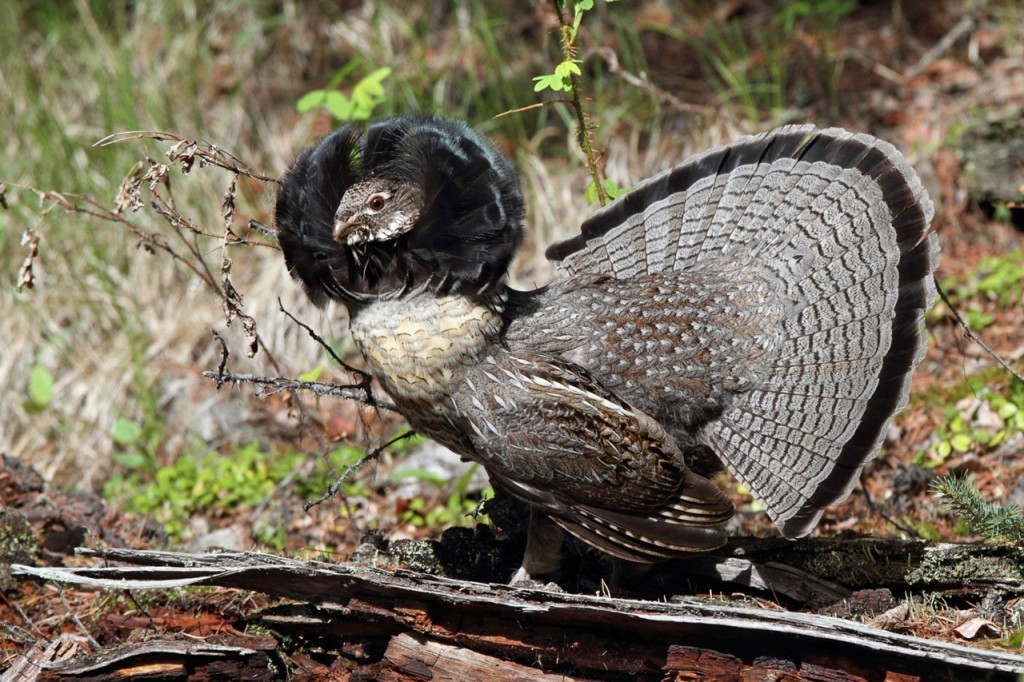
366 194 387 213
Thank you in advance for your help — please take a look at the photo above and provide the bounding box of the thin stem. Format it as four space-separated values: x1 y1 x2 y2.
551 0 608 206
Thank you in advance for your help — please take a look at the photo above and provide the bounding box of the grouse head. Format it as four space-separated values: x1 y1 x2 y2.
275 116 525 306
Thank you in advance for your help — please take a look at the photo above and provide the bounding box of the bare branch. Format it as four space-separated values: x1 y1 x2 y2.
303 430 417 512
494 100 572 118
277 300 374 394
201 371 394 411
57 587 99 649
592 47 709 114
4 182 243 290
219 210 260 357
901 13 977 83
935 276 1024 386
95 131 279 184
210 330 231 389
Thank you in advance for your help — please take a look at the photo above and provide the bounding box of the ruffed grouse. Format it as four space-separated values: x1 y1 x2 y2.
275 116 938 578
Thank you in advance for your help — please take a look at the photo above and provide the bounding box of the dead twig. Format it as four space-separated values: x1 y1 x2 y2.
593 47 709 114
277 300 375 396
901 13 977 83
201 370 395 411
1 592 47 641
95 131 279 184
17 226 40 292
303 430 417 512
210 331 231 389
935 276 1024 386
494 100 573 118
57 587 99 649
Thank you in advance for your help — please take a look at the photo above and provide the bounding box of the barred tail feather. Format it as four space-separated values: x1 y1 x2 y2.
548 126 938 539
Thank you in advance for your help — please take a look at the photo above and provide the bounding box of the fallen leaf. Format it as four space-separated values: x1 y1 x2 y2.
954 617 1002 640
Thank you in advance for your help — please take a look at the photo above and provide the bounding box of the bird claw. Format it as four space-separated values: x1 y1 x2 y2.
508 566 564 592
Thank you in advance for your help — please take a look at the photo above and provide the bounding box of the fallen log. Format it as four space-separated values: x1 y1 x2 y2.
10 546 1024 680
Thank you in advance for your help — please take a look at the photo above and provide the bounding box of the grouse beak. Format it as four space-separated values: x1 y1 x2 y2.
333 214 370 246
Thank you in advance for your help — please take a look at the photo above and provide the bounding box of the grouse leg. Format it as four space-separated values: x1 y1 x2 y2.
510 508 565 585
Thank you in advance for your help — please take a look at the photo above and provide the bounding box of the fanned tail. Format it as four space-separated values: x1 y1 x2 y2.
548 126 938 538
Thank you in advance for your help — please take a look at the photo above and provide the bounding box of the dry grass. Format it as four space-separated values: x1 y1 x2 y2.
1 1 312 486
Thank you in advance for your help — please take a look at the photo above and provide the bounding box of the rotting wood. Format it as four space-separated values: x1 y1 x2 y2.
10 546 1024 680
6 636 280 682
382 632 580 681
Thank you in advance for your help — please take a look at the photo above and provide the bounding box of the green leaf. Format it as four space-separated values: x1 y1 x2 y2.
112 417 144 445
298 365 324 382
555 60 582 79
532 74 562 92
296 90 326 113
452 463 479 496
950 433 973 453
584 178 628 205
573 0 594 31
112 451 148 468
28 364 54 406
324 91 352 120
356 66 392 94
350 66 392 120
604 178 627 200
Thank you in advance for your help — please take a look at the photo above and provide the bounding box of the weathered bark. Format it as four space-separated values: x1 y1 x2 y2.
4 635 279 682
10 543 1024 681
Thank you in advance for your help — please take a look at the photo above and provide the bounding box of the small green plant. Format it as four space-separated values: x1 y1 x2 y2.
108 440 384 542
297 365 325 383
656 0 857 121
532 0 596 93
933 250 1024 331
393 464 491 531
584 177 627 205
1000 626 1024 649
297 65 392 122
701 19 788 121
110 416 151 468
532 58 582 94
533 0 619 207
931 473 1024 543
921 382 1024 467
293 443 377 503
904 591 952 628
779 0 857 112
118 442 281 538
993 201 1014 225
22 363 53 415
106 410 166 483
